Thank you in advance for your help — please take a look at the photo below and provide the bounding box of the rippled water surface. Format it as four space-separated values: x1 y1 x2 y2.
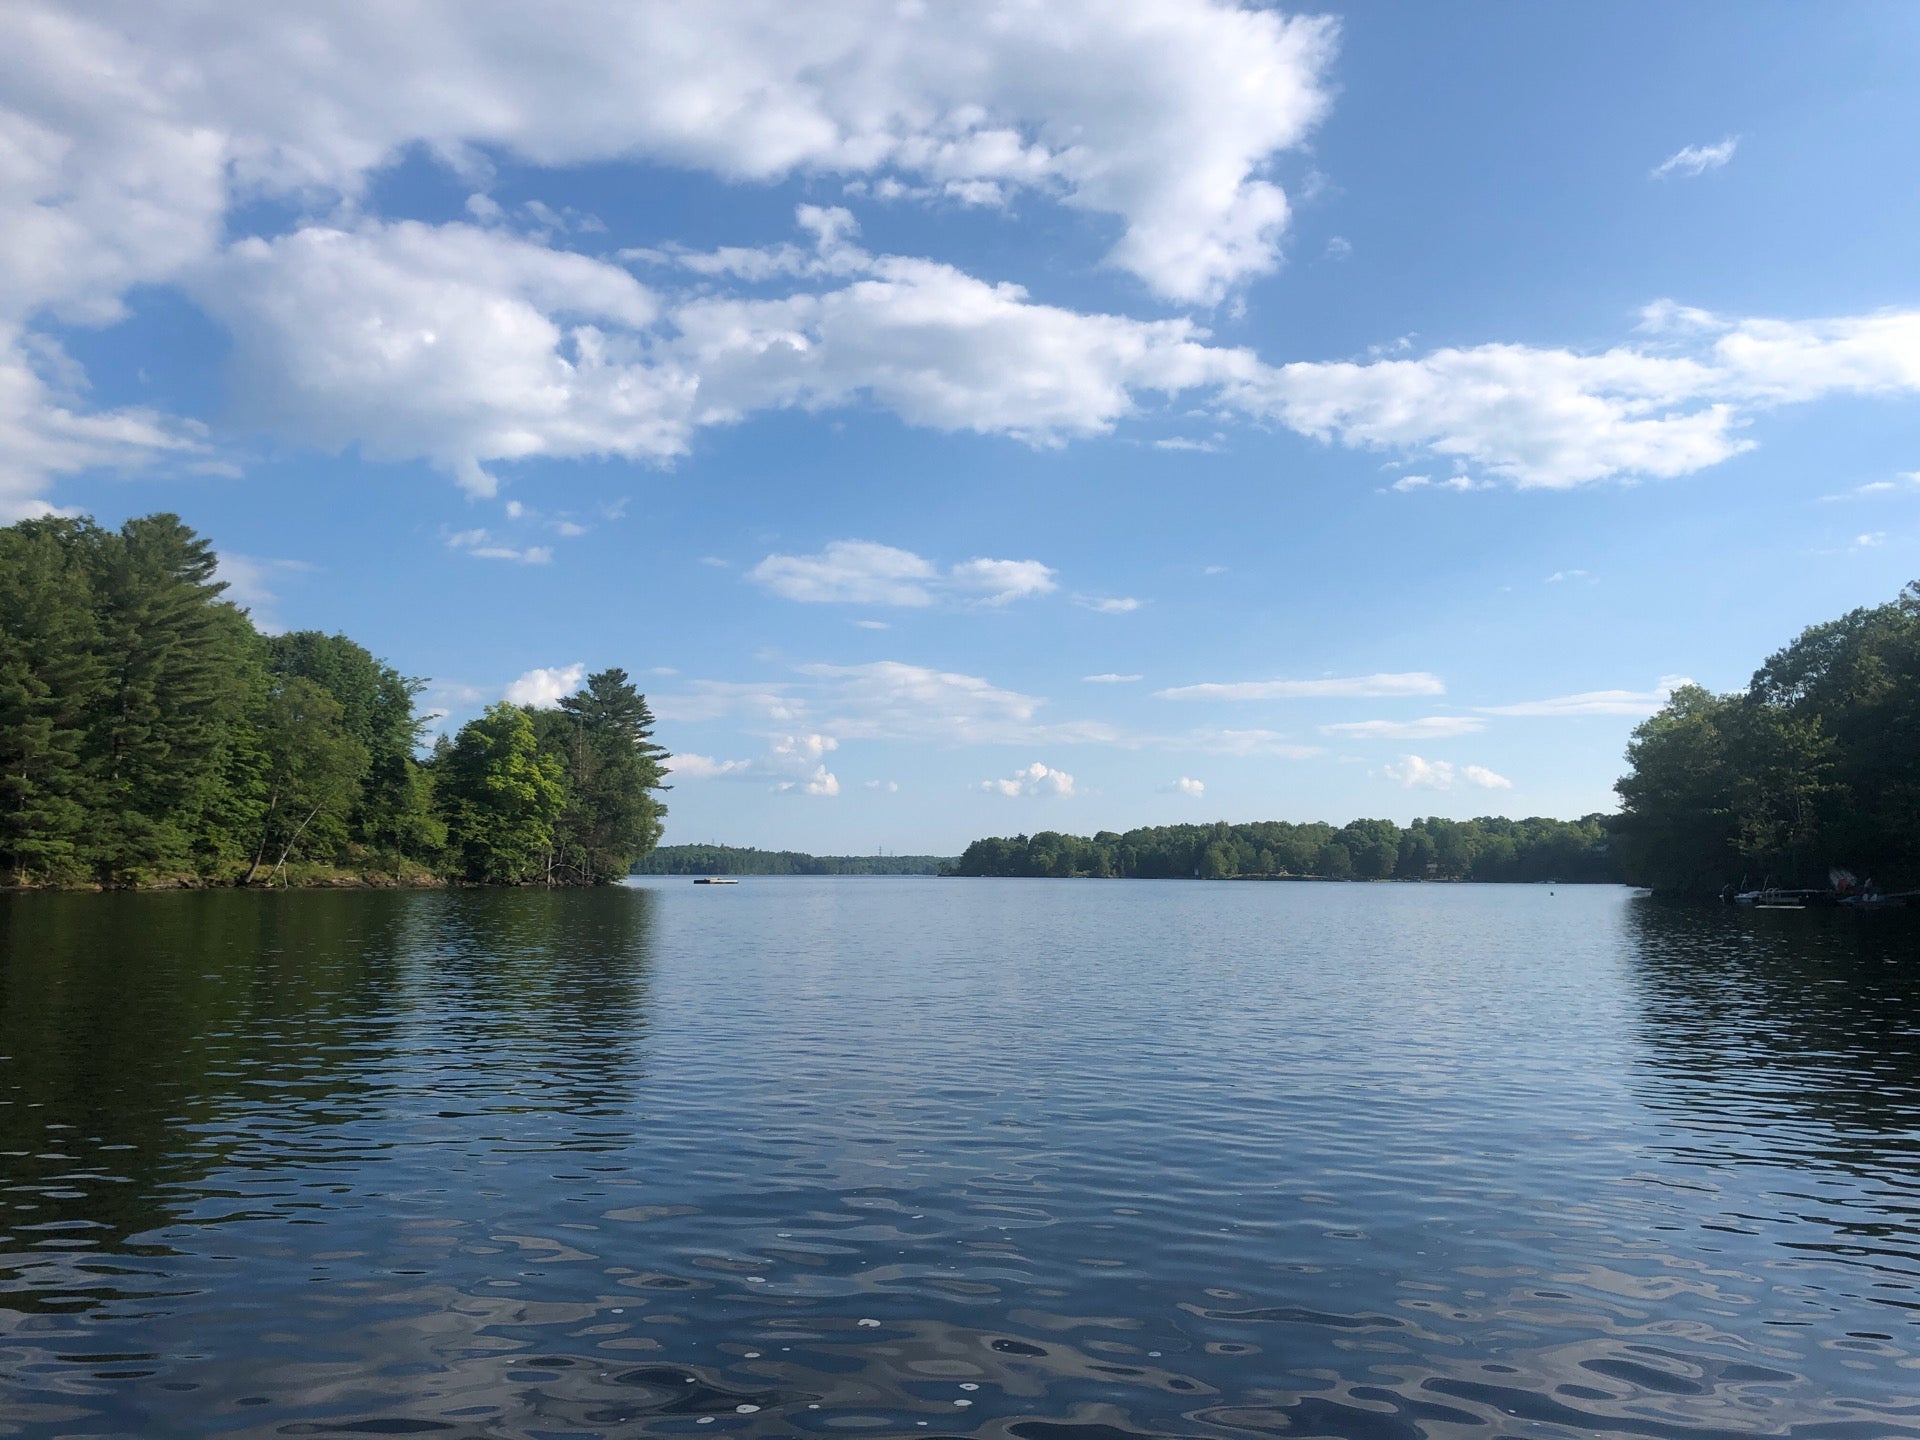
4 879 1920 1438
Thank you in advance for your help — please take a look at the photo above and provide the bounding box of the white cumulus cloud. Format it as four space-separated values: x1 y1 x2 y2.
664 733 840 795
981 762 1075 798
1168 776 1206 797
505 663 585 708
1382 755 1508 790
0 4 1915 514
1383 755 1455 790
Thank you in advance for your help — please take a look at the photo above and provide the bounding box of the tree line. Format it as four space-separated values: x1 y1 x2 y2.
0 512 668 888
636 844 952 876
950 814 1614 882
1613 581 1920 894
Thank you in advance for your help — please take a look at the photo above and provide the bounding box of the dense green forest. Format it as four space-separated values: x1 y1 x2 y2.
952 814 1614 882
635 844 952 875
0 513 668 889
1613 581 1920 894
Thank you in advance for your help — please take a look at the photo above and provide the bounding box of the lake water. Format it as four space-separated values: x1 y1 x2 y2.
3 879 1919 1438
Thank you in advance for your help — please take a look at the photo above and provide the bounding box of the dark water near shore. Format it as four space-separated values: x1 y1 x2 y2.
3 880 1919 1439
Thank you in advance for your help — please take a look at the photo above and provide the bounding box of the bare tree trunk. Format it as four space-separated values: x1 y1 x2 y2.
241 788 280 886
269 801 326 886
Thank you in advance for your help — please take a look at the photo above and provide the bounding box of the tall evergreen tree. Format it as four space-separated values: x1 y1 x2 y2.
532 668 669 884
83 515 259 884
0 519 104 884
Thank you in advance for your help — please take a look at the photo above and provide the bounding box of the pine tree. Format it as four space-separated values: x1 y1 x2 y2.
0 519 105 884
83 515 259 884
533 668 670 884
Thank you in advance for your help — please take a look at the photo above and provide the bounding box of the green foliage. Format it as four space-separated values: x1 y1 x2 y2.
0 519 102 884
952 814 1614 882
636 845 952 875
84 514 262 882
241 677 370 885
435 704 568 884
1615 581 1920 892
530 668 669 884
0 511 670 888
266 631 435 862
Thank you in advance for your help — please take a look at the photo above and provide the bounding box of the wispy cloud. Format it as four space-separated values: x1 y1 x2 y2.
1083 673 1144 684
751 540 1056 607
1321 715 1484 740
214 552 314 635
1388 475 1494 494
1157 672 1445 701
1651 137 1738 180
656 660 1118 748
664 753 753 780
1075 594 1143 614
1179 728 1323 759
1820 472 1920 501
1476 676 1688 718
447 528 552 564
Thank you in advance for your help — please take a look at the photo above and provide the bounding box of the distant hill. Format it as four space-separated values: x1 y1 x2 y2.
633 844 952 876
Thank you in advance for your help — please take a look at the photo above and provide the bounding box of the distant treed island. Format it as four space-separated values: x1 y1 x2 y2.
950 816 1614 882
637 845 950 876
0 513 668 889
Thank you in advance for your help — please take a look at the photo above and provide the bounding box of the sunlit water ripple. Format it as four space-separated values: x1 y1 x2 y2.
3 879 1918 1437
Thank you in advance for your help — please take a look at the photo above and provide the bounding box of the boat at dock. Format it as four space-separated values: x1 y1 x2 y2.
1731 886 1838 909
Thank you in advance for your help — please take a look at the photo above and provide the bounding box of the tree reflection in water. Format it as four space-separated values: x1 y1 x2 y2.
0 886 657 1308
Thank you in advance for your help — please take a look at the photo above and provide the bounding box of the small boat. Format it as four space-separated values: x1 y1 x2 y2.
1736 886 1838 910
1842 890 1916 911
692 876 739 885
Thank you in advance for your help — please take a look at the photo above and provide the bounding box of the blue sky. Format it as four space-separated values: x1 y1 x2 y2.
7 1 1919 853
